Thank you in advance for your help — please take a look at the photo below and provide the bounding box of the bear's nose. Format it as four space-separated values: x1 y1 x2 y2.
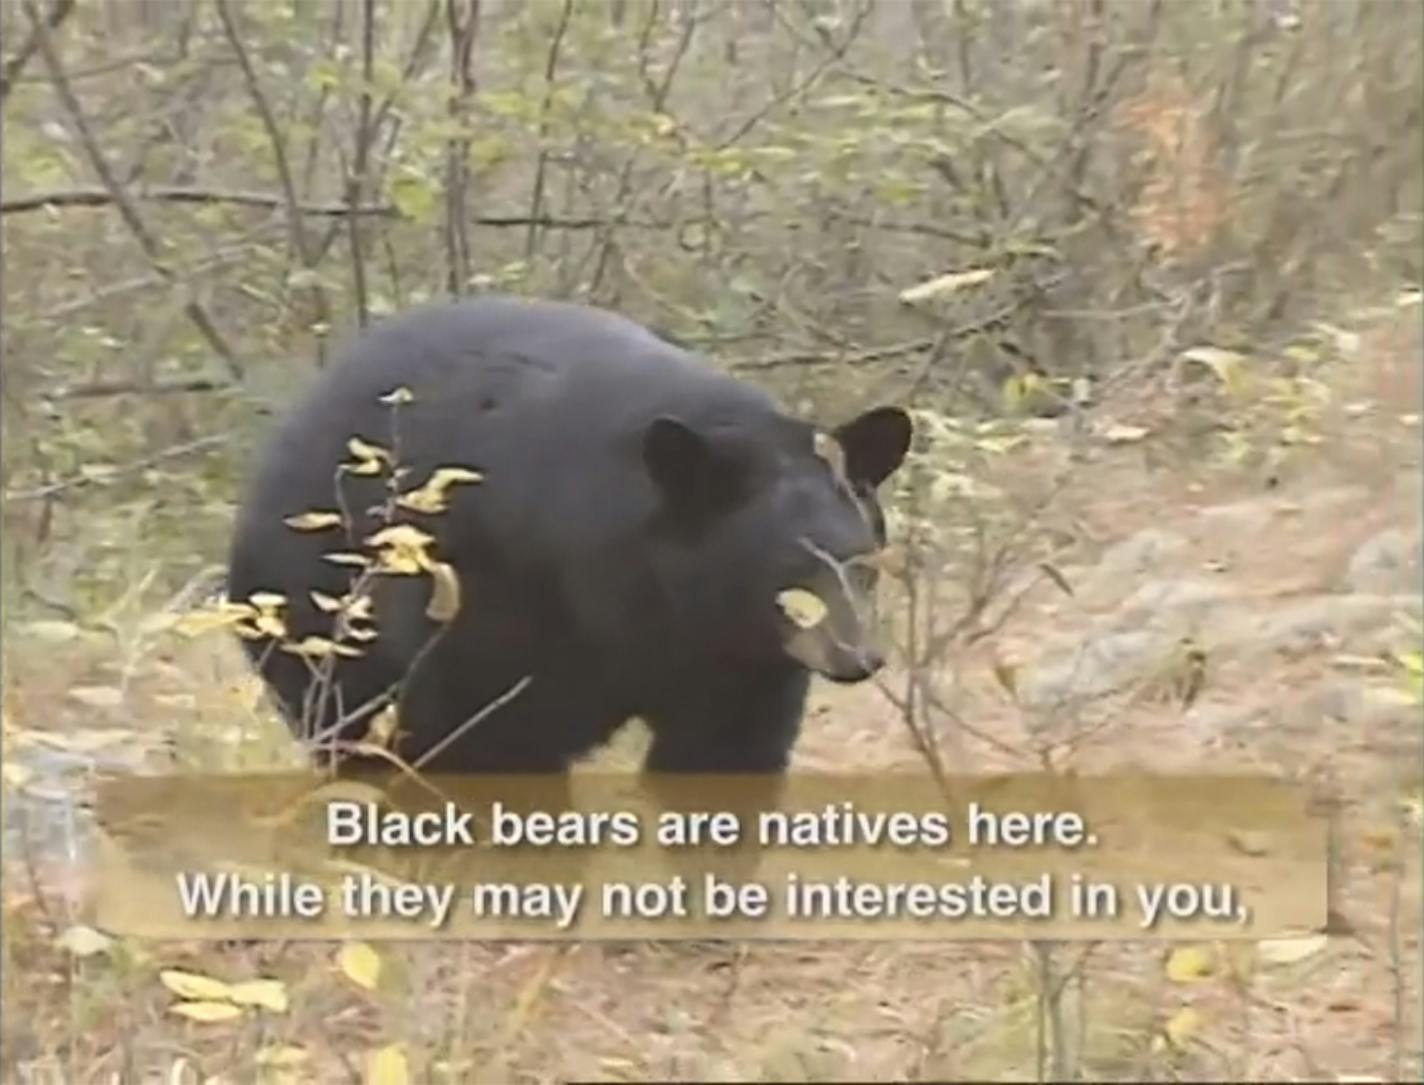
824 646 883 684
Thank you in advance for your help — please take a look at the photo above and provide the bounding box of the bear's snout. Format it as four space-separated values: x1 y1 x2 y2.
778 563 887 684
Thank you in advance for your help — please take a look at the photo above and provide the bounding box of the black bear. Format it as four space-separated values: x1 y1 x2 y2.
227 296 912 776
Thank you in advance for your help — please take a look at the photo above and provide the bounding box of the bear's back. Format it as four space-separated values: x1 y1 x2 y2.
232 297 791 590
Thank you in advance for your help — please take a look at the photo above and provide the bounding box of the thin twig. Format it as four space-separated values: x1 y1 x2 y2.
5 433 233 502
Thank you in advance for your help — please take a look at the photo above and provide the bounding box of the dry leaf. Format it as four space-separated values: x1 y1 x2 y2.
1180 346 1247 386
281 636 363 659
55 925 114 958
776 589 828 630
365 706 401 748
425 562 462 622
283 511 344 531
1164 1006 1202 1049
339 941 383 991
1164 945 1215 983
426 466 483 488
347 437 390 463
169 1000 244 1023
366 1044 411 1085
228 978 290 1014
898 268 994 303
160 968 235 1002
69 686 124 710
1103 422 1150 444
256 1045 309 1068
1256 934 1328 966
323 552 372 567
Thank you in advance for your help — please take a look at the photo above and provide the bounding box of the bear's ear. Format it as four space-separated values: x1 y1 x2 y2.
833 406 913 489
643 416 748 522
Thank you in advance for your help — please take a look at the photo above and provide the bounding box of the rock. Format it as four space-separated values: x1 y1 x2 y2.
1080 529 1188 605
1344 528 1420 593
1019 629 1180 708
1195 498 1278 537
1110 577 1236 635
1205 593 1420 656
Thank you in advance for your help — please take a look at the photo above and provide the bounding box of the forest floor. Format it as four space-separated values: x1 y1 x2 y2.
3 300 1421 1083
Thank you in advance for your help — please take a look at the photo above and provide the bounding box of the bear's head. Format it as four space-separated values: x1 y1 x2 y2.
642 404 913 683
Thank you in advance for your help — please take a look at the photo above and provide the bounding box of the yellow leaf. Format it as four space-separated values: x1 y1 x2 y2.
55 924 114 958
365 1044 410 1085
284 511 345 531
426 562 462 623
777 589 828 630
174 602 256 638
367 525 435 550
339 941 383 991
168 1000 244 1023
342 457 385 477
323 552 372 567
898 268 994 303
69 686 124 710
1164 945 1215 983
1256 934 1328 966
347 437 390 463
280 636 363 659
1180 346 1247 388
426 466 483 488
311 591 344 613
228 978 290 1014
1103 422 1150 444
395 487 449 515
255 1045 309 1068
364 706 400 748
247 591 288 612
161 968 235 1001
379 387 415 405
1164 1006 1202 1050
368 525 437 575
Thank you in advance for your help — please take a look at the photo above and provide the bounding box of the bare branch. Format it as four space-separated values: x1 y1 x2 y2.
20 0 241 379
0 0 74 102
215 0 333 364
525 0 577 261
